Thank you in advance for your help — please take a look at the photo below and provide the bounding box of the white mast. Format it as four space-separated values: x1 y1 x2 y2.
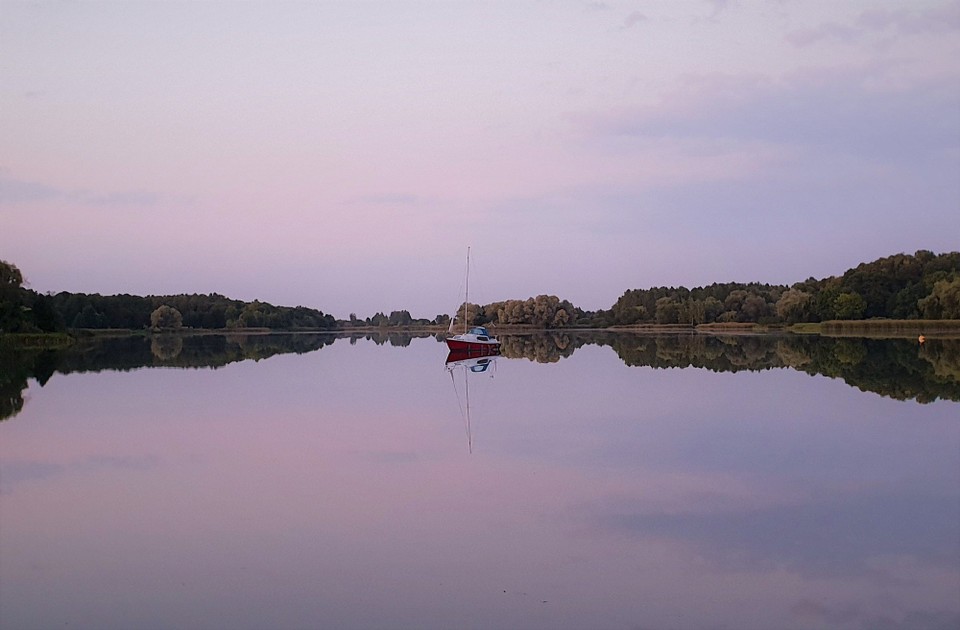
464 246 470 334
447 246 471 335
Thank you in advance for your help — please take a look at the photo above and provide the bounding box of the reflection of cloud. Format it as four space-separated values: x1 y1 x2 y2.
80 455 160 472
1 455 159 493
360 450 420 465
0 461 65 491
598 490 960 578
790 599 960 630
791 598 860 625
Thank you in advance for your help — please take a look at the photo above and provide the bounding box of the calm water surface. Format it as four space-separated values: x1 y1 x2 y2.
1 333 958 630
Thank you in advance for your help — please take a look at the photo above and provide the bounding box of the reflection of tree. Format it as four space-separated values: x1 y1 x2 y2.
501 332 960 403
0 333 340 421
150 334 183 360
0 344 59 421
922 340 960 382
349 331 435 346
498 333 586 363
0 373 26 420
4 332 958 423
789 337 959 403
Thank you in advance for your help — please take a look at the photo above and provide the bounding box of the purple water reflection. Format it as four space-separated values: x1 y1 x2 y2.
1 337 958 630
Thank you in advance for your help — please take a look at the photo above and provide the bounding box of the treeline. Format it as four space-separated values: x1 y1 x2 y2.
344 310 449 329
447 295 588 330
0 262 63 333
52 293 337 331
604 250 960 327
452 250 959 329
0 260 337 333
3 250 959 334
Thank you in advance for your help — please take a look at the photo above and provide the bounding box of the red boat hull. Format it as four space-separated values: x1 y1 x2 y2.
445 339 500 355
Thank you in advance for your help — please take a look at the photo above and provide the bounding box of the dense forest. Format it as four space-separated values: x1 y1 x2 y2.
461 250 960 329
0 259 336 333
1 250 959 334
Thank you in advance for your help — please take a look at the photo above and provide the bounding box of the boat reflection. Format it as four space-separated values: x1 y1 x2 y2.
445 352 499 453
445 350 500 369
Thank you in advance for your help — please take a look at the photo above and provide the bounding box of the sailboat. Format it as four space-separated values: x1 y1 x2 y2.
445 247 500 355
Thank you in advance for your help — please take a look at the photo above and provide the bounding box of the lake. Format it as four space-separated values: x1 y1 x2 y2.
1 332 958 630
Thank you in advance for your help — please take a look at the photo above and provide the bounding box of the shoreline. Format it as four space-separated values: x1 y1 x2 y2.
3 319 959 348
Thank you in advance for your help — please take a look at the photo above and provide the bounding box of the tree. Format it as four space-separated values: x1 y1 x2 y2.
655 297 680 324
150 305 183 329
552 308 570 327
29 293 64 332
738 295 765 322
918 277 960 319
833 293 867 320
388 310 413 326
776 289 814 324
0 261 26 332
702 297 723 323
0 260 24 288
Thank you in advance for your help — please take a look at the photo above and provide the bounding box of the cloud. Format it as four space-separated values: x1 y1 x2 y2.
0 461 65 490
574 66 960 163
0 175 63 204
583 1 610 12
621 11 646 30
0 173 171 207
347 193 421 205
785 22 860 47
786 1 960 47
705 0 730 20
858 2 960 35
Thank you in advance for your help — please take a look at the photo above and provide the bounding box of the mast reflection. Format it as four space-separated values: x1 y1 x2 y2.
445 351 499 453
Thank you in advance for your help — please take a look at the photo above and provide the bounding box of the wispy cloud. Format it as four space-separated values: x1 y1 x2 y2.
0 173 171 207
785 22 860 47
705 0 730 20
786 1 960 47
347 193 421 205
573 65 960 162
583 1 610 13
858 2 960 35
621 11 646 30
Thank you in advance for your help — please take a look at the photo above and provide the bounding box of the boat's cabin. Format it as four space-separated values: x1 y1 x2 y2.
467 326 492 339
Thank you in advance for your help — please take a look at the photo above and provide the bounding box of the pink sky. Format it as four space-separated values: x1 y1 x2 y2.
2 1 958 318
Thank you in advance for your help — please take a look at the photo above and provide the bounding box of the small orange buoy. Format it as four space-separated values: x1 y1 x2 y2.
918 334 926 345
